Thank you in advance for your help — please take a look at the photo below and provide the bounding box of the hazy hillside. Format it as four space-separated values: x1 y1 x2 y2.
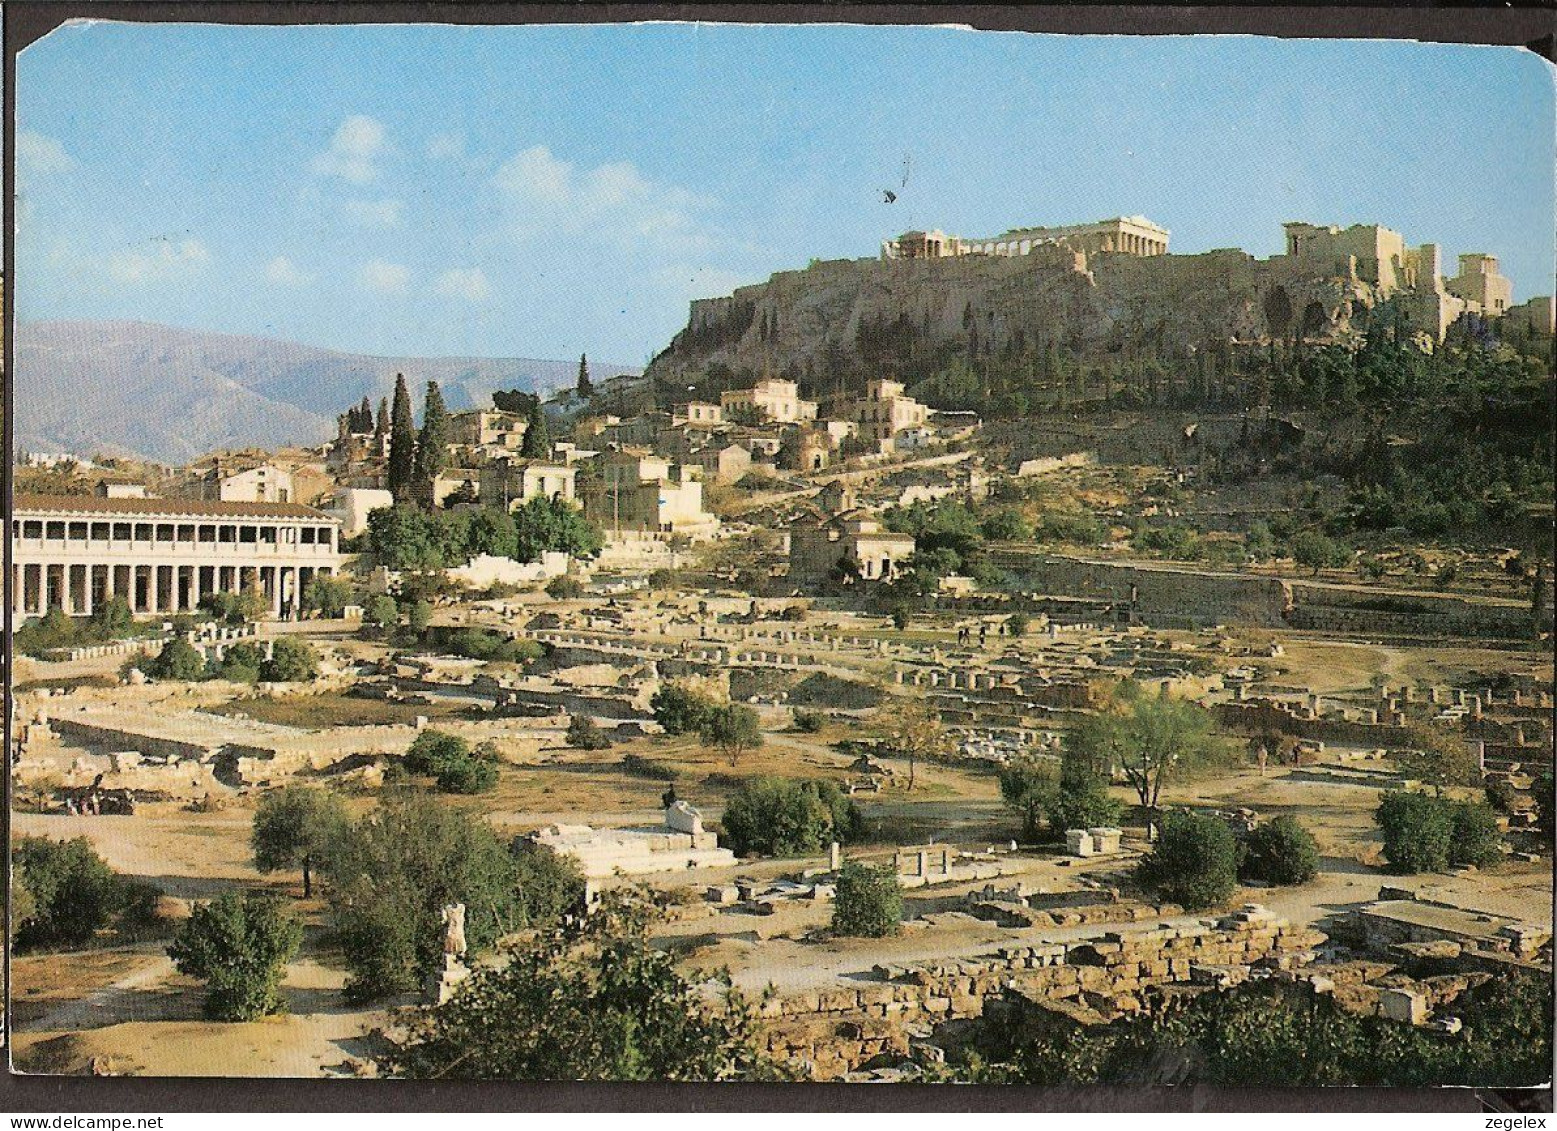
14 320 641 465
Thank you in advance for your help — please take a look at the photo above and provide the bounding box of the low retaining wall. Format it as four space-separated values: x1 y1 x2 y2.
757 906 1325 1079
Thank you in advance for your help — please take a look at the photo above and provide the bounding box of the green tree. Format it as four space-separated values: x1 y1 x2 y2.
216 641 265 683
1448 799 1502 868
1046 749 1122 834
520 400 551 459
546 575 584 599
302 574 353 618
1006 611 1030 637
1391 724 1481 794
91 596 135 638
979 508 1032 542
511 496 601 561
1136 809 1239 910
1290 530 1339 575
368 504 443 570
650 682 718 735
251 786 349 898
566 714 613 750
167 891 302 1021
511 841 586 927
10 860 39 945
324 793 523 1001
406 598 433 635
404 729 471 776
1376 790 1454 874
364 593 399 631
832 859 903 938
720 777 862 857
701 702 763 767
1072 682 1225 837
998 752 1055 842
1240 815 1320 886
465 508 518 559
12 837 137 949
437 749 500 794
260 637 320 683
388 372 419 504
413 380 450 497
576 353 594 398
151 636 207 682
880 697 950 791
384 887 776 1080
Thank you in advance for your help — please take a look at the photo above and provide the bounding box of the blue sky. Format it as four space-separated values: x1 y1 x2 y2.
15 22 1555 363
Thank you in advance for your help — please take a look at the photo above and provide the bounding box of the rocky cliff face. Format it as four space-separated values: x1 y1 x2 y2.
646 245 1393 387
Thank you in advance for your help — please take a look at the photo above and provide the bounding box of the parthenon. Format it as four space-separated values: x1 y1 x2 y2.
11 494 343 620
882 215 1170 260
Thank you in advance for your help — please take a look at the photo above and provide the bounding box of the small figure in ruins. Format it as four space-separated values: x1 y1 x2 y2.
662 783 679 810
441 903 467 958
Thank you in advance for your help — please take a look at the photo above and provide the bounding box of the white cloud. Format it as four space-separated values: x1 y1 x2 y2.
433 267 492 303
311 115 390 184
358 258 411 295
342 197 404 228
109 238 211 284
17 129 74 176
427 132 466 162
490 144 718 251
265 255 312 287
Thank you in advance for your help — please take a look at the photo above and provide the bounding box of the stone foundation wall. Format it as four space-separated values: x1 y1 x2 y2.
758 907 1325 1079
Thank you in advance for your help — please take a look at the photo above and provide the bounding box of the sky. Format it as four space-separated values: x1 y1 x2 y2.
15 21 1556 364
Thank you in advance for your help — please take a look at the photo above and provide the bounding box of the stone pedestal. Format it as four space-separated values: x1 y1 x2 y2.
427 954 471 1004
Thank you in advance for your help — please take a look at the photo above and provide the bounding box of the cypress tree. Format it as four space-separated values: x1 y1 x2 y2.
521 400 550 460
374 397 390 449
387 373 417 502
414 381 450 498
576 354 594 399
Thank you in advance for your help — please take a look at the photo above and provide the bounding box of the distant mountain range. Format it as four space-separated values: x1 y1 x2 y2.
13 320 641 465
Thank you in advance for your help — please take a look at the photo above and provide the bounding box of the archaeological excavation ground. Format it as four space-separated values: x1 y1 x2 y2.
6 18 1554 1098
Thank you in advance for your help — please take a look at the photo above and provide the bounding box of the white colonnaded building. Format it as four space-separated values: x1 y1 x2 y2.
12 493 344 621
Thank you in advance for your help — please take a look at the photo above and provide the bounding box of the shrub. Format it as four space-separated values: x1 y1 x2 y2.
151 637 207 682
1376 791 1454 874
1448 799 1503 868
384 887 775 1081
1240 815 1320 886
832 859 902 938
999 754 1055 842
566 714 613 750
215 641 265 684
545 576 585 600
511 841 586 927
260 637 320 683
1136 809 1239 910
1046 770 1121 835
405 729 470 776
1006 611 1030 637
437 754 500 795
621 753 678 781
303 574 354 618
364 594 400 631
651 682 718 736
12 837 153 950
167 891 302 1021
721 777 862 858
792 709 826 734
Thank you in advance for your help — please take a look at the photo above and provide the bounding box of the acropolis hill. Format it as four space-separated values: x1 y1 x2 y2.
647 216 1553 387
